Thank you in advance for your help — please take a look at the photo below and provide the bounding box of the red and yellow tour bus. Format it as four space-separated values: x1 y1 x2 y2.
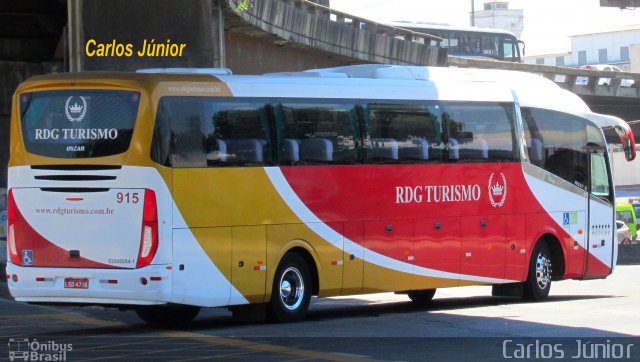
5 64 635 324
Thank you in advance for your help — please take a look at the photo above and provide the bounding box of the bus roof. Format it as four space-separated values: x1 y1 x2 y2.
15 71 220 93
293 64 590 115
18 66 515 104
17 65 590 114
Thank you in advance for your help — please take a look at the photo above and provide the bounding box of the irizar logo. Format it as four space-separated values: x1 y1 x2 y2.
488 172 507 208
64 96 87 122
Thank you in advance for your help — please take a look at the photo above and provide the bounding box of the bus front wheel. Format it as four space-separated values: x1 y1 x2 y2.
268 252 312 323
523 241 552 301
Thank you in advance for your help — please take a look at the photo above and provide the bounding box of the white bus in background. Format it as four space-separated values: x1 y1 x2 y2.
387 22 525 62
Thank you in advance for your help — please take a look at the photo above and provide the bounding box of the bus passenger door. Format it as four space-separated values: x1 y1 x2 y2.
232 226 267 303
585 151 615 278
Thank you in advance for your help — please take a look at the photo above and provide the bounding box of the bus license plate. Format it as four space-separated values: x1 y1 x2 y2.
64 278 89 289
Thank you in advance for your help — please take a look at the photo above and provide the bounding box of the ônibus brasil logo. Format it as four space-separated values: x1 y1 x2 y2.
8 338 72 361
64 96 87 123
488 172 507 208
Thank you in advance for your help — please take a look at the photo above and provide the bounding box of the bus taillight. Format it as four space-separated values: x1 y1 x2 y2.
136 189 158 268
7 189 20 265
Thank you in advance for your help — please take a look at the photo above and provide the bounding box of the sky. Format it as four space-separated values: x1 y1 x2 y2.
329 0 640 55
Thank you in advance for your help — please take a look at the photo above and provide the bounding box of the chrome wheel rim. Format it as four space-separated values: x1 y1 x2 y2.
535 252 552 289
279 267 304 310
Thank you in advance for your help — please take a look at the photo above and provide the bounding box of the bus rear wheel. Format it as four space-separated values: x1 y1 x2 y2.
523 241 552 301
407 289 437 305
136 305 200 326
268 252 312 323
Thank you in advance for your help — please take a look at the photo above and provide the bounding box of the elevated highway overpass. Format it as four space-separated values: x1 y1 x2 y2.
449 57 640 122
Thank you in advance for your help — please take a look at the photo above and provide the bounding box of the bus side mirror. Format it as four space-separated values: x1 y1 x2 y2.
518 40 526 58
624 138 636 161
615 125 636 161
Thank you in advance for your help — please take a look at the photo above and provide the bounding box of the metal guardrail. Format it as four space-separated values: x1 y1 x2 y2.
228 0 640 98
226 0 447 66
449 56 640 98
277 0 444 45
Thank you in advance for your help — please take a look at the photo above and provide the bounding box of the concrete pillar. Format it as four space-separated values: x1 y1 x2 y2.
68 0 225 71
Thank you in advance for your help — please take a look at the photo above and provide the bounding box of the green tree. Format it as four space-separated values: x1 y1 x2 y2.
234 0 253 13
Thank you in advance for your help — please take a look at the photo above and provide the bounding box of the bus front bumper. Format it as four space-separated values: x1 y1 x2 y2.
5 263 171 306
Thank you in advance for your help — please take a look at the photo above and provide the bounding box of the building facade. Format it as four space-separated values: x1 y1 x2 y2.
525 25 640 70
474 1 523 39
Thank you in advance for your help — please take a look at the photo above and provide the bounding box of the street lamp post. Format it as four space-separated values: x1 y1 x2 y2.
471 0 476 26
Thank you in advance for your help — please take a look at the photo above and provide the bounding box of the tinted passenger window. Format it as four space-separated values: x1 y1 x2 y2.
203 100 272 166
522 108 588 190
274 102 359 164
442 103 516 162
152 97 206 167
362 103 443 163
587 123 613 202
152 97 272 167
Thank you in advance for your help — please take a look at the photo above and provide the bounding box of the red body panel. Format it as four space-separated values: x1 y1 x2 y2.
414 217 461 274
281 163 611 280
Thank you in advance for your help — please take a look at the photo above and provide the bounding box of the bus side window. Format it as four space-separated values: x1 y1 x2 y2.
151 101 172 166
503 38 515 61
522 108 589 190
274 101 359 165
362 102 443 164
204 100 272 166
442 103 516 163
153 97 207 168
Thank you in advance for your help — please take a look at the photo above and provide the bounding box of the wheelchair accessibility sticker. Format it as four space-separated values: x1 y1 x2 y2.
563 212 578 228
21 250 33 266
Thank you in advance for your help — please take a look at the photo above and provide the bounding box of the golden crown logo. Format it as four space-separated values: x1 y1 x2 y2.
65 96 87 122
488 172 507 208
68 103 84 113
491 182 504 196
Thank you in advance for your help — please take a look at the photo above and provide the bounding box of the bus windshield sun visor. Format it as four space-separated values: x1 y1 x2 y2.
19 90 140 158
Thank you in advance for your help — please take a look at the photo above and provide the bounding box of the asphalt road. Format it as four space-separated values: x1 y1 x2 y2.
1 266 639 361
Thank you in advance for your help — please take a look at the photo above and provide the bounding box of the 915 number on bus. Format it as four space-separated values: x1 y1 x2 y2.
116 192 139 204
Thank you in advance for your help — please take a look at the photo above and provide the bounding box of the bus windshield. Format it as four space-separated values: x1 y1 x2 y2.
19 90 140 158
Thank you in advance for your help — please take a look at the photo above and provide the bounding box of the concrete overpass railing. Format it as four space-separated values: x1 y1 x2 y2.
226 0 447 66
449 56 640 99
